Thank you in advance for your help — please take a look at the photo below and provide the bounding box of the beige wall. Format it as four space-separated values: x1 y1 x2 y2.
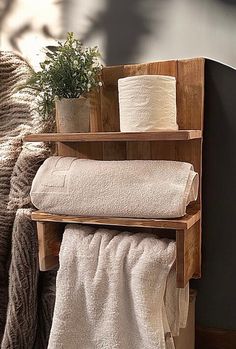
65 0 236 67
1 0 236 68
0 0 63 68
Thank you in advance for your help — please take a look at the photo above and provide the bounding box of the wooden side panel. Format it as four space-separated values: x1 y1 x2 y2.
177 58 205 130
175 139 202 205
37 222 64 271
176 59 204 206
176 221 201 288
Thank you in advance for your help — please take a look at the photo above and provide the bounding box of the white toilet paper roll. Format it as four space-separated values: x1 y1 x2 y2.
118 75 178 132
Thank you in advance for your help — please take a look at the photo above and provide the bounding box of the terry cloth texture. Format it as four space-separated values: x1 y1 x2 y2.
31 156 199 219
48 224 189 349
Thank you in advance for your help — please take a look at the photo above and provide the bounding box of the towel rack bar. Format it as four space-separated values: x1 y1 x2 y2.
36 220 201 288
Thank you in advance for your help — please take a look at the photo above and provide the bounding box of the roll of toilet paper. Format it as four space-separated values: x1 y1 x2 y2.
118 75 178 132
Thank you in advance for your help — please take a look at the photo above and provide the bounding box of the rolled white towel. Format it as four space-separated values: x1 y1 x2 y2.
30 157 198 219
118 75 178 132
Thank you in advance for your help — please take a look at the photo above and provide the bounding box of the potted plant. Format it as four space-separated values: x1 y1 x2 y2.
23 32 103 133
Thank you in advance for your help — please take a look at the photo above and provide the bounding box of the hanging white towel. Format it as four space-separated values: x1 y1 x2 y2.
118 75 178 132
165 265 189 337
48 224 189 349
31 157 199 219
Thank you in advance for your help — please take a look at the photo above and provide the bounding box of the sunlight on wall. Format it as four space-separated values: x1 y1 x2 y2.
0 0 63 69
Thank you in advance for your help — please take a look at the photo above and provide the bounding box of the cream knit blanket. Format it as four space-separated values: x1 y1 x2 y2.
48 225 189 349
31 156 198 219
0 50 54 348
0 50 39 341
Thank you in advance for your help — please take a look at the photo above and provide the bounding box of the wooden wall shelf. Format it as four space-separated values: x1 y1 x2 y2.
24 130 202 142
32 207 200 230
35 214 201 288
27 58 204 288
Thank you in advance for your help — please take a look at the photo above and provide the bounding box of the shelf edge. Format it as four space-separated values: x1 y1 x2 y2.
31 209 200 230
24 130 202 143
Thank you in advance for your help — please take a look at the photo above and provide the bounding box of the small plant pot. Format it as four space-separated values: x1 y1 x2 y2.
55 97 90 133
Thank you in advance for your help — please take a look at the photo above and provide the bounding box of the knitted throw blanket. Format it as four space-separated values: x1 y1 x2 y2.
0 51 55 348
0 50 33 341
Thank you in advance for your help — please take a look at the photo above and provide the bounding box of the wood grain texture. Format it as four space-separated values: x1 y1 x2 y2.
101 66 124 159
126 141 152 160
37 222 64 271
24 130 202 142
102 65 124 87
32 207 200 230
30 58 204 287
196 327 236 349
102 141 126 160
177 58 205 130
89 90 103 132
176 221 201 287
56 142 103 159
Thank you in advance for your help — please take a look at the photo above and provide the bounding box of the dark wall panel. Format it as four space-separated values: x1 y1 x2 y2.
195 59 236 329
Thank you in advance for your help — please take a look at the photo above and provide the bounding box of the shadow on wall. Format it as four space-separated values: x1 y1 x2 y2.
195 59 236 330
0 0 14 25
216 0 236 4
0 0 63 53
81 0 168 65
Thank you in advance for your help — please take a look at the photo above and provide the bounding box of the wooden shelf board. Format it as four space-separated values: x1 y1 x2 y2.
24 130 202 143
31 207 200 230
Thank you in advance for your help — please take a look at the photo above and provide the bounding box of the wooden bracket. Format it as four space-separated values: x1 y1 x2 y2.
37 222 64 271
176 221 201 288
36 219 201 288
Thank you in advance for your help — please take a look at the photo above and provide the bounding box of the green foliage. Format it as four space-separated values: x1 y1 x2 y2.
22 32 103 120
